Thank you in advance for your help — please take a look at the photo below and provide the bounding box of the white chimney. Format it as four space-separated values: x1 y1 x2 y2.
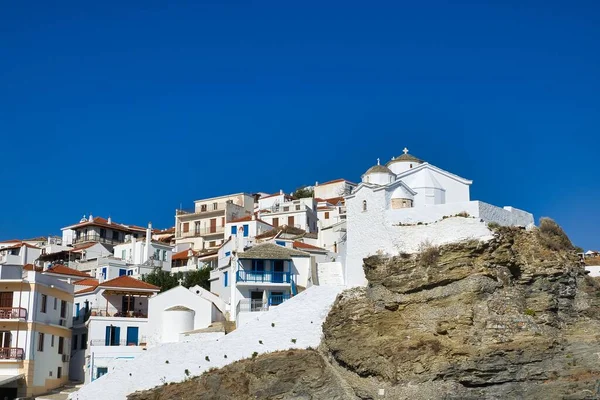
279 189 283 195
89 213 93 221
145 222 152 262
107 216 112 225
251 214 256 221
315 181 319 186
131 236 136 263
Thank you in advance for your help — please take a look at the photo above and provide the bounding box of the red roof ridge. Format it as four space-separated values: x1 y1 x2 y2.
46 264 92 278
99 275 159 291
292 241 327 251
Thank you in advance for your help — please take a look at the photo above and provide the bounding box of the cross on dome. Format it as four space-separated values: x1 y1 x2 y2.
403 147 409 155
178 277 184 286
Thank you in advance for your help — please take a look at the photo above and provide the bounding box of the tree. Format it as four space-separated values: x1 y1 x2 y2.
142 267 211 293
292 186 314 199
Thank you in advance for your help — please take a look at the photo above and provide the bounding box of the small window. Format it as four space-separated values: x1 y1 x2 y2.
53 297 57 310
225 251 231 257
295 205 301 211
209 241 216 247
51 335 55 347
201 204 207 212
38 333 44 352
162 250 167 261
100 228 106 238
49 371 52 377
112 231 119 240
243 224 249 237
362 200 367 212
72 335 78 350
41 294 47 313
410 164 413 168
121 250 126 259
57 366 62 379
60 300 67 318
213 202 218 210
324 212 330 220
127 270 133 276
82 333 88 349
231 226 237 235
283 206 289 212
183 223 189 233
224 271 229 287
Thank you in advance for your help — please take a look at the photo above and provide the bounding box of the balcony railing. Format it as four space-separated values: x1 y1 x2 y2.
72 233 125 246
89 308 148 318
90 335 147 347
0 348 24 360
0 307 27 320
237 296 290 313
236 270 292 284
176 203 228 216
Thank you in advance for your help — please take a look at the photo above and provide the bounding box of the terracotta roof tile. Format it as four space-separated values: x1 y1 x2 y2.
45 264 92 278
292 241 327 251
0 242 40 251
172 249 197 261
62 216 147 233
99 275 159 291
229 215 273 226
23 264 43 272
75 286 97 295
324 197 345 205
73 278 99 287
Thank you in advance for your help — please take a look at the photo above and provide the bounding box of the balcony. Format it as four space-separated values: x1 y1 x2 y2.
176 203 228 216
90 336 147 347
89 308 148 318
72 233 125 246
236 270 293 284
0 348 24 360
237 295 291 313
0 308 27 320
178 226 225 239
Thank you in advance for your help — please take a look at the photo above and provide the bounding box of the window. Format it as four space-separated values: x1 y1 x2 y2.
97 367 108 378
243 224 249 237
231 226 237 235
275 241 286 246
54 297 57 310
410 163 413 168
105 326 121 346
183 223 189 233
41 294 47 313
221 217 225 226
100 228 106 239
225 251 230 257
0 292 13 308
112 231 119 240
57 367 62 379
224 271 228 287
194 222 201 235
127 270 133 276
162 250 167 261
51 335 54 347
362 200 367 211
60 300 67 318
213 202 218 210
273 218 279 228
38 333 44 352
201 204 207 212
122 296 135 313
119 269 127 276
102 268 107 280
154 249 160 259
252 260 265 271
283 206 289 212
121 250 126 259
209 241 216 248
295 205 301 211
72 335 78 350
325 212 330 220
82 333 87 349
0 331 11 348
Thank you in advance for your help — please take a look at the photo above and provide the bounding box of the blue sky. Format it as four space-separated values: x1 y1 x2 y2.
0 1 598 249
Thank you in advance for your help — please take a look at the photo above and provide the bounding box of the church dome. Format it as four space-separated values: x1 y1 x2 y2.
362 160 395 185
387 148 424 175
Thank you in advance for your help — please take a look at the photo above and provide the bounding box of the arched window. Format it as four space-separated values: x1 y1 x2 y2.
362 200 367 211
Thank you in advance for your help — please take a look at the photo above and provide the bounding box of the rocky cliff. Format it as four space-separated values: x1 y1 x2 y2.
129 224 600 399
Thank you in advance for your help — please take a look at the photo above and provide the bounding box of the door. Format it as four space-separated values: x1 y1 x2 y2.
273 260 284 283
105 326 121 346
122 296 135 315
287 216 294 226
210 218 217 233
126 327 139 346
250 291 263 311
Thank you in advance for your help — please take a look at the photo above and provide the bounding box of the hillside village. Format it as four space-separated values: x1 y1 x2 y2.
0 148 591 399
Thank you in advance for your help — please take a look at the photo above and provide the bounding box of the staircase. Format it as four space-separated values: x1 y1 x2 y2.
35 381 84 400
316 262 345 286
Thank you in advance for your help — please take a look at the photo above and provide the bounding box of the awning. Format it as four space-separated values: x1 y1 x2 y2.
0 373 24 386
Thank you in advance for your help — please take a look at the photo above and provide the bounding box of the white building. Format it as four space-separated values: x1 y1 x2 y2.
175 193 255 251
210 242 313 326
146 285 226 346
69 275 159 384
113 223 173 273
0 265 73 398
0 242 41 268
314 179 356 200
258 196 318 233
344 148 535 287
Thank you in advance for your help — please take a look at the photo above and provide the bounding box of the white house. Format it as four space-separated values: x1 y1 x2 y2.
113 223 173 272
314 179 356 200
0 242 41 268
174 193 255 252
146 285 225 346
344 148 535 287
62 215 148 248
225 215 273 244
0 265 73 398
69 275 160 384
258 197 318 233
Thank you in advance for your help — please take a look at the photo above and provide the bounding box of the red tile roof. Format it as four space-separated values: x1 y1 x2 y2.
293 241 327 251
324 197 345 205
75 286 97 295
0 239 22 244
70 242 97 252
229 215 273 226
99 276 159 291
62 216 147 233
0 242 40 251
172 249 198 261
23 264 43 272
259 193 293 200
45 264 92 278
317 206 333 211
73 278 99 287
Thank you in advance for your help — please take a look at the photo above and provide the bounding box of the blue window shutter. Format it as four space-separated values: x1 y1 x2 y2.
114 327 120 345
119 269 126 276
224 271 228 287
225 251 230 257
231 226 237 235
126 327 139 346
243 225 249 237
276 241 285 246
105 326 110 346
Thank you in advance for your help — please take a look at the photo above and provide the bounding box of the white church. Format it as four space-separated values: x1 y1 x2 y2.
344 148 534 286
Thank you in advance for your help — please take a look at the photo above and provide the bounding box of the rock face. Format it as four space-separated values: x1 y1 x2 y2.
128 226 600 400
323 227 600 399
127 349 354 400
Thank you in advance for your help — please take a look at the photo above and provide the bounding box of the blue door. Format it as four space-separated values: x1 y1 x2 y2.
126 327 139 346
119 269 127 276
105 326 121 346
75 303 80 318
